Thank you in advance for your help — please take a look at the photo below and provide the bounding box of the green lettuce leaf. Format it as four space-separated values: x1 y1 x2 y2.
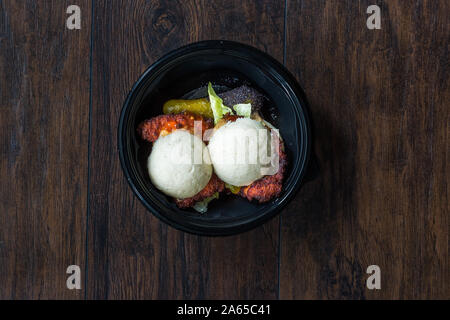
193 192 220 214
233 103 252 118
208 82 233 124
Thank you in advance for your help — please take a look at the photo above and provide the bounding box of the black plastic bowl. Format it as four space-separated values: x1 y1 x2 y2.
118 40 311 236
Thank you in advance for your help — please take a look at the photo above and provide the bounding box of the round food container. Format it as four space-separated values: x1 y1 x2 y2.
118 40 312 236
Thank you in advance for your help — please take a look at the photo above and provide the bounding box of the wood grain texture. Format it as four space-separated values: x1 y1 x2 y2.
1 0 447 301
87 0 284 299
0 0 91 299
281 0 449 299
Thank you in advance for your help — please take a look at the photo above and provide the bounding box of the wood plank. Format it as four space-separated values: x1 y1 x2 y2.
88 0 284 299
281 0 449 299
0 0 91 299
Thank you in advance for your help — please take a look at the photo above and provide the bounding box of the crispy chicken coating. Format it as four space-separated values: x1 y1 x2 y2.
217 114 288 203
137 112 287 208
137 113 221 209
137 113 213 143
239 138 287 203
175 174 225 208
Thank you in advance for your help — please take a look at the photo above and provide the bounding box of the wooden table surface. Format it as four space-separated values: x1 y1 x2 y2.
0 0 448 300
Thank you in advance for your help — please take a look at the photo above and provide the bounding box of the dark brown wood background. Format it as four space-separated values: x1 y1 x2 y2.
0 0 448 299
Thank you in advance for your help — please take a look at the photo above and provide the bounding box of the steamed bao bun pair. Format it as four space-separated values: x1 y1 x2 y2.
148 117 276 200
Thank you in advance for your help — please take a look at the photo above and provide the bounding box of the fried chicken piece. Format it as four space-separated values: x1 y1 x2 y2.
239 139 288 203
221 114 240 123
214 114 288 203
137 113 213 143
137 111 286 207
137 113 221 209
175 174 225 208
